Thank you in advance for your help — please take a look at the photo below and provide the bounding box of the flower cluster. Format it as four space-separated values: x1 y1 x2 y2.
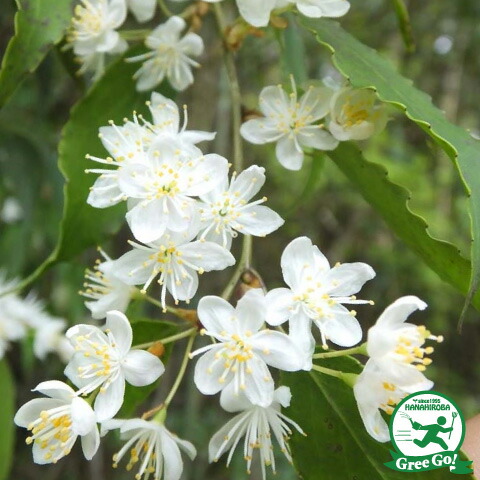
84 92 284 312
15 311 165 464
241 78 388 170
0 271 72 362
67 0 353 86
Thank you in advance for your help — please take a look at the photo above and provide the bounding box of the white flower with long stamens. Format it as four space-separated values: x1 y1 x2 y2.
265 236 375 370
128 16 204 92
81 249 134 320
14 381 100 464
329 86 388 141
113 230 235 311
198 165 284 249
116 136 228 243
191 289 303 407
240 79 338 170
276 0 350 18
126 0 156 22
64 311 165 422
67 0 127 79
354 361 433 442
209 385 304 479
366 296 443 387
102 417 196 480
86 93 215 209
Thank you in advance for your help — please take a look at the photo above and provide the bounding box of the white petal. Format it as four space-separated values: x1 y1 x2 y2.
220 382 254 412
149 92 180 132
33 380 75 401
240 119 282 144
251 330 304 371
237 0 276 26
289 312 315 370
236 205 284 237
273 386 292 408
264 288 294 326
71 397 97 436
128 0 156 22
180 241 235 271
275 136 304 171
197 296 235 336
374 296 427 329
325 262 376 297
14 398 64 427
258 85 290 118
112 249 153 285
281 236 316 290
123 350 165 386
230 165 266 200
243 357 274 407
87 175 123 208
106 310 132 356
319 313 363 347
93 374 125 422
126 200 169 244
81 427 101 460
194 347 231 395
161 429 184 480
297 127 339 150
235 288 266 333
208 412 249 462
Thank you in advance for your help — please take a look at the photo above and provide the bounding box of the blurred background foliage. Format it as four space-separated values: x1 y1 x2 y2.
1 0 480 478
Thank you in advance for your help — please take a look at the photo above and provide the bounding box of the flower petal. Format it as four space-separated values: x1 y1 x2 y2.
281 236 316 290
14 398 64 427
197 296 236 336
33 380 75 401
123 350 165 386
106 310 132 356
236 205 284 237
81 427 101 460
235 288 266 333
275 136 304 171
71 397 97 436
93 374 126 422
324 262 376 297
265 288 294 326
194 346 231 395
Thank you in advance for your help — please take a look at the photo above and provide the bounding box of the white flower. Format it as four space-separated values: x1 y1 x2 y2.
209 385 304 478
14 380 100 464
1 197 23 223
86 93 215 209
119 137 229 243
354 361 433 442
102 417 196 480
128 16 204 92
198 165 284 249
329 86 388 141
198 0 276 27
126 0 156 22
278 0 350 18
113 230 235 311
367 296 443 387
241 79 338 170
265 237 375 369
81 249 134 320
64 311 165 422
68 0 127 79
33 316 74 363
191 289 303 407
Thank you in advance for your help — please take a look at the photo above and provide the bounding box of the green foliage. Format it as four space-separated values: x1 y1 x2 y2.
328 143 480 309
0 0 75 108
16 52 153 291
119 319 182 417
302 18 480 312
0 361 14 480
283 357 473 480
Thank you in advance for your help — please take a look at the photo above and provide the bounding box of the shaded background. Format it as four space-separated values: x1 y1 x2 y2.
1 0 479 478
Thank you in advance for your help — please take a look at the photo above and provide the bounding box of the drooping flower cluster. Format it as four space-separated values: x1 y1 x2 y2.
241 79 387 170
354 296 443 442
0 271 73 362
85 92 284 311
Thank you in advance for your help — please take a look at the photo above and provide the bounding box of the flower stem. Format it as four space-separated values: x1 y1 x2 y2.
213 3 244 172
312 365 358 388
221 234 253 300
164 334 196 407
312 343 368 359
132 328 197 350
157 0 173 17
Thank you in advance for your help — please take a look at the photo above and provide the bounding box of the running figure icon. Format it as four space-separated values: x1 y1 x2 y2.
403 414 456 450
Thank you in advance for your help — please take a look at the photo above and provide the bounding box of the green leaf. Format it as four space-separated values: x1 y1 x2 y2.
0 361 15 480
13 52 165 292
302 18 480 314
328 143 480 310
0 0 75 108
283 357 473 480
119 319 181 417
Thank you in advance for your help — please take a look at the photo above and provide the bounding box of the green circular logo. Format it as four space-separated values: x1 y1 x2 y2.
390 391 465 457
